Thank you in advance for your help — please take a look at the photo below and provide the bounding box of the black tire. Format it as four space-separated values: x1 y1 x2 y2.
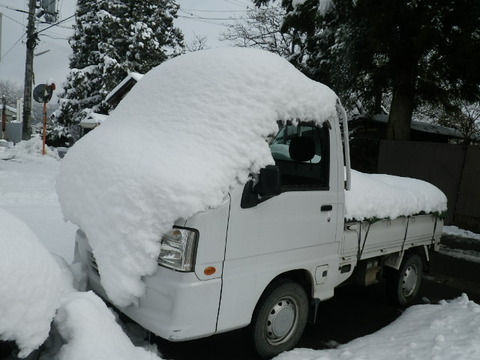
251 279 309 359
386 253 423 306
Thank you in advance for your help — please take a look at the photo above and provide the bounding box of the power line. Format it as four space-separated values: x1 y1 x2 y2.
0 2 31 15
177 15 229 27
0 10 24 27
1 33 25 60
222 0 252 9
36 14 75 34
182 8 247 13
39 33 69 41
178 9 243 21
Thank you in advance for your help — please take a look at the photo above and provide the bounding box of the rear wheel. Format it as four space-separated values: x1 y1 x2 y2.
251 279 308 359
386 253 423 306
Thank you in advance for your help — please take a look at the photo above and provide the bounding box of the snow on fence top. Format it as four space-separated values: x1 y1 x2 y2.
56 48 340 306
56 48 446 307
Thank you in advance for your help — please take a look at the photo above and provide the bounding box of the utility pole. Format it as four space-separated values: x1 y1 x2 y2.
0 13 3 61
2 95 6 139
22 0 38 140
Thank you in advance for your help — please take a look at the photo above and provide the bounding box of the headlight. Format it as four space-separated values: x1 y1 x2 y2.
158 227 198 272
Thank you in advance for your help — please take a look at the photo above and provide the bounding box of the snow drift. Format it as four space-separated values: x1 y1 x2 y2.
56 48 446 307
0 209 64 357
52 291 160 360
276 294 480 360
0 205 161 359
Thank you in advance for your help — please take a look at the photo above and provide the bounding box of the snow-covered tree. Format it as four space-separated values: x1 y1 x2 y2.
123 0 184 73
56 0 184 142
427 99 480 145
255 0 480 140
220 4 303 62
0 80 23 107
185 34 209 52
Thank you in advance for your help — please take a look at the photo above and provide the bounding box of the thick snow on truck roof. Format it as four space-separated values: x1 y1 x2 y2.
57 48 446 307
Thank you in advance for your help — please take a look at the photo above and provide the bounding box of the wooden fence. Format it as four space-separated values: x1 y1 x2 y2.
377 141 480 232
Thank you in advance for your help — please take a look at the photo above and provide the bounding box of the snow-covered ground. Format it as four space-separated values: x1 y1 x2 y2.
0 138 479 359
444 225 480 241
0 139 161 360
440 226 480 264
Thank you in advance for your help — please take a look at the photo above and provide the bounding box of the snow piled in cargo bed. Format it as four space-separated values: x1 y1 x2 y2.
56 48 340 306
346 170 447 221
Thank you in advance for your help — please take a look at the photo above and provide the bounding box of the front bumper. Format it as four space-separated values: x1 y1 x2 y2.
75 230 222 341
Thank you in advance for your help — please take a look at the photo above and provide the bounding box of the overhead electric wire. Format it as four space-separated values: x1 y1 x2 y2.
178 9 244 21
36 14 75 35
221 0 252 9
177 14 229 27
182 8 247 13
0 11 24 27
0 2 31 15
1 33 26 60
39 33 69 41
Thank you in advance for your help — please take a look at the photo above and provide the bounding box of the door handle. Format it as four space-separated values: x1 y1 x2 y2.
321 205 333 212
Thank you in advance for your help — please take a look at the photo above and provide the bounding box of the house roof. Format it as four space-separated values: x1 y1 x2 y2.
371 114 465 138
1 105 17 115
350 114 469 140
105 72 144 106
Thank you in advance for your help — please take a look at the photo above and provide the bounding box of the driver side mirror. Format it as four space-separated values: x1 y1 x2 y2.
255 165 281 197
241 165 281 209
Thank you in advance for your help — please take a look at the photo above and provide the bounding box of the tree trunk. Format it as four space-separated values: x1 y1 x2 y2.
386 58 417 140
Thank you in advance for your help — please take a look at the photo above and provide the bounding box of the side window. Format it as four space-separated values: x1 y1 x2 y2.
270 122 330 191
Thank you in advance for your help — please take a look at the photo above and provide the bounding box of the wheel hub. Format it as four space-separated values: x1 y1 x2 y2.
402 264 418 297
266 298 297 344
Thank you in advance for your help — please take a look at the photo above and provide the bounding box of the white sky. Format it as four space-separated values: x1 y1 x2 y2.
0 0 251 92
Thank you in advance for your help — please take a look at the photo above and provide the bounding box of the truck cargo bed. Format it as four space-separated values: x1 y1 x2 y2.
342 214 443 261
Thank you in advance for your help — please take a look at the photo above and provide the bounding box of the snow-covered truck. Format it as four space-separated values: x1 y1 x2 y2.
59 48 447 358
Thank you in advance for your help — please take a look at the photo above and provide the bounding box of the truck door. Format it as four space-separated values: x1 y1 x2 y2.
217 121 342 332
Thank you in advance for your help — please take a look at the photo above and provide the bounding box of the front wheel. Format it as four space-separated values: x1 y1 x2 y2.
251 279 308 359
386 253 423 306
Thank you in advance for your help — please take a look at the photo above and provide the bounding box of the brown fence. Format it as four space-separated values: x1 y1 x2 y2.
377 141 480 232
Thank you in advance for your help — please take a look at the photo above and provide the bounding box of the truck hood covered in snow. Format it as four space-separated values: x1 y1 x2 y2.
56 48 340 306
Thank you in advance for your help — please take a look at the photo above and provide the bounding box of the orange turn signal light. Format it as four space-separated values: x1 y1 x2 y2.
204 267 216 276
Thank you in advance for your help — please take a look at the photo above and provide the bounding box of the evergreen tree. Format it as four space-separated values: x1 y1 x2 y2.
56 0 184 142
123 0 184 73
255 0 480 140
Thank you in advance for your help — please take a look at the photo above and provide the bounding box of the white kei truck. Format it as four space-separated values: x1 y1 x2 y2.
72 51 444 358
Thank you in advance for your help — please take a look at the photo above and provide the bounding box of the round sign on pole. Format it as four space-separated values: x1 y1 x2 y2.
33 82 55 155
33 84 54 103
